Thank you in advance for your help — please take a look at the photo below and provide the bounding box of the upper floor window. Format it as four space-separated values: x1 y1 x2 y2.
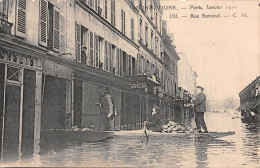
131 18 134 41
15 0 27 38
111 0 115 26
121 9 125 34
0 0 8 20
104 0 107 19
139 19 143 41
39 0 60 52
150 1 153 20
151 30 154 51
145 23 148 47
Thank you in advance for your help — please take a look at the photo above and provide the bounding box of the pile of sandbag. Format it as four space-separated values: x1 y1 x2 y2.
162 121 194 133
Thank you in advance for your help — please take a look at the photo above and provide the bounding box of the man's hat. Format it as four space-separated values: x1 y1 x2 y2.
196 86 204 91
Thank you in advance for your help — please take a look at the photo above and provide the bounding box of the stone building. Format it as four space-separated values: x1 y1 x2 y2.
0 0 173 159
177 52 197 118
161 20 180 124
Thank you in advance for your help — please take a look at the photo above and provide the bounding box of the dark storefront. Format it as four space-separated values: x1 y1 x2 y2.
0 44 43 161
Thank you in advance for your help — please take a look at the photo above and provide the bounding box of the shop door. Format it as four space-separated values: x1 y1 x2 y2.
2 65 23 160
2 85 22 159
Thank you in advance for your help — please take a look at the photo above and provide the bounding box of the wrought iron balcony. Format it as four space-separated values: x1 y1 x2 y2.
0 18 12 35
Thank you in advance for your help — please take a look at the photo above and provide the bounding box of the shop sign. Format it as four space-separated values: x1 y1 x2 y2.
130 83 147 89
0 47 42 69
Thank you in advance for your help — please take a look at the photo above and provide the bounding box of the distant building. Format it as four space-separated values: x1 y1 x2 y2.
177 52 197 117
238 76 260 122
161 20 180 124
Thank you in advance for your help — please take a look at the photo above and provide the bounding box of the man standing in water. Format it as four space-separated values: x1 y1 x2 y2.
194 86 208 133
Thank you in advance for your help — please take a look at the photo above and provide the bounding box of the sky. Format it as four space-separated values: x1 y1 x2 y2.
161 0 259 101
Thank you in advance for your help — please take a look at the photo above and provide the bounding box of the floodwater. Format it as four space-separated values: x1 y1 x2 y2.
2 112 260 167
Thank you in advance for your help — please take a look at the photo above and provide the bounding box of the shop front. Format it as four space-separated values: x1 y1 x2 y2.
0 46 43 160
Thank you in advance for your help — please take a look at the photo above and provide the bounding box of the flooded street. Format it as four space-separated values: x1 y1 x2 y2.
2 112 260 167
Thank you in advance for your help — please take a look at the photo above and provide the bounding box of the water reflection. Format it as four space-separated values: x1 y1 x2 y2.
1 112 259 167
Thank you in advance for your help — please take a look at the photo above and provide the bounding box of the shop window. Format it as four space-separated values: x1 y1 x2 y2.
6 66 22 84
39 0 60 52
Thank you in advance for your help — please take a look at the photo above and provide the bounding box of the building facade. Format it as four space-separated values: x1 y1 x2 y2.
177 52 197 118
0 0 181 159
161 20 180 124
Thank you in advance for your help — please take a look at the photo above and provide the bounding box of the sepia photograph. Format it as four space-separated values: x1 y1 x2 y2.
0 0 259 167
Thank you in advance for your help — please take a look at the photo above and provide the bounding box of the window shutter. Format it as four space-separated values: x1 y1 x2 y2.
94 34 99 68
89 31 94 66
16 0 27 38
60 15 66 53
39 0 48 46
116 48 119 75
75 22 81 63
53 6 60 52
131 19 134 40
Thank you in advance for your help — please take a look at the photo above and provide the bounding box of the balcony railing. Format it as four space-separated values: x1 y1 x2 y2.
0 18 12 35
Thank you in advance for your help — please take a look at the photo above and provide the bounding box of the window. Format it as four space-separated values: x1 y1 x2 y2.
139 19 143 41
6 66 23 83
151 30 154 51
159 16 162 33
98 37 103 69
132 57 136 76
104 0 107 19
131 19 134 40
104 41 111 72
111 0 115 26
81 26 88 64
111 45 116 73
150 1 153 20
144 0 147 12
39 0 60 52
0 0 9 20
121 9 125 34
128 55 132 76
145 23 148 46
94 34 99 68
89 0 93 8
16 0 27 38
89 31 94 66
122 52 126 77
155 12 158 28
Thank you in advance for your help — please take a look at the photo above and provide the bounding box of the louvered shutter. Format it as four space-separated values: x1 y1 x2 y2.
16 0 27 38
53 6 60 52
94 34 99 68
75 22 81 63
116 48 119 75
39 0 48 46
89 31 94 66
